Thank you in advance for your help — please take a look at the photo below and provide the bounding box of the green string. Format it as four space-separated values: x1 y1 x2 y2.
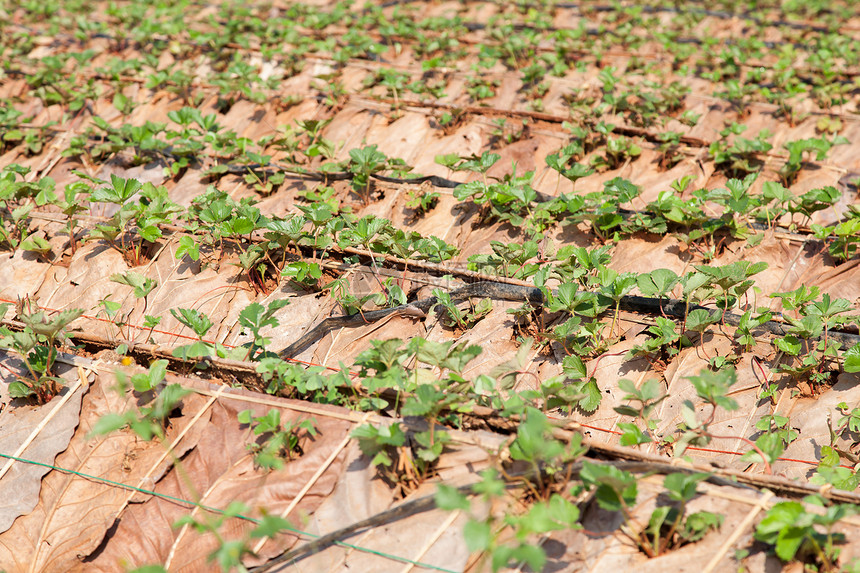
0 452 459 573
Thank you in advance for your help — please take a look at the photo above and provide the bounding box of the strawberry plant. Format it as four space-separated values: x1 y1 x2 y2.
489 118 529 147
437 411 586 571
754 499 856 571
347 145 410 204
404 185 439 217
238 409 316 470
170 308 215 360
546 145 593 193
236 299 290 361
0 303 83 403
614 378 667 446
92 374 191 442
769 288 854 388
85 175 183 265
778 135 848 186
430 288 493 330
582 462 722 557
51 181 89 256
0 165 42 250
708 123 772 177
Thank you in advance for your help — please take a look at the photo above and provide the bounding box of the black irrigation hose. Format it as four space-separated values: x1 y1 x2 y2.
621 293 860 347
279 280 860 358
218 162 465 189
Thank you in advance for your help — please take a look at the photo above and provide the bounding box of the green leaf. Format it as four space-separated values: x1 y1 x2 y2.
637 268 679 297
580 461 637 512
138 225 161 243
687 368 738 411
170 308 213 338
9 381 34 398
91 174 141 204
19 235 52 255
663 472 710 503
172 340 214 359
754 501 804 545
685 308 719 332
250 514 293 539
775 525 807 561
844 343 860 373
578 379 602 412
509 408 565 464
774 335 801 356
435 484 470 511
130 359 168 392
618 423 651 446
683 511 723 542
463 520 491 552
434 153 462 169
646 505 674 544
89 412 132 436
546 493 581 526
562 354 587 379
506 544 546 572
34 179 57 206
110 271 157 299
811 465 860 490
472 468 506 499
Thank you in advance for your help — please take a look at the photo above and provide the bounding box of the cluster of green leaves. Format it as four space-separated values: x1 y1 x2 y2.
347 145 412 204
778 135 849 186
445 152 551 234
754 498 857 571
178 184 457 295
170 308 216 360
436 409 588 571
91 360 191 441
99 270 160 343
0 164 58 255
171 501 301 572
404 185 439 216
813 204 860 263
534 257 769 374
433 408 724 570
6 0 857 161
582 463 722 557
84 111 228 170
770 285 859 386
0 103 54 155
85 175 183 266
445 157 855 267
708 123 773 178
612 365 800 470
596 66 690 128
0 302 83 403
238 409 317 470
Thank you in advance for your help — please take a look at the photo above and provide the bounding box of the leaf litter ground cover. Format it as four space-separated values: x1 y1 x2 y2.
1 0 860 571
